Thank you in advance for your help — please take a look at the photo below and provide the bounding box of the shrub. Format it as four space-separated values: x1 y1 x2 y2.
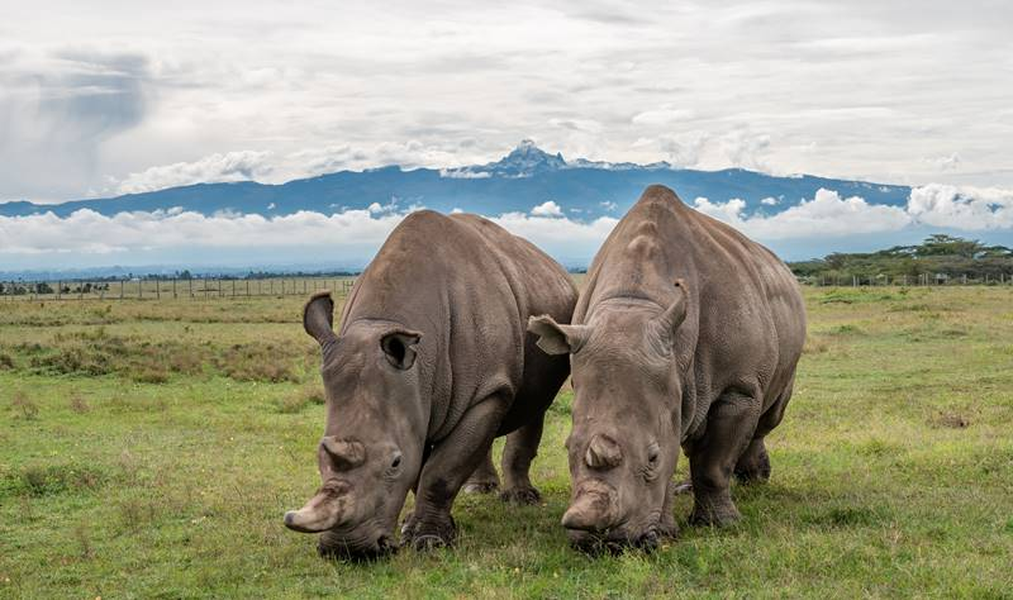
17 463 107 497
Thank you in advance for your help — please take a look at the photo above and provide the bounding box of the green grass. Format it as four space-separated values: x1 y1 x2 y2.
2 286 1012 598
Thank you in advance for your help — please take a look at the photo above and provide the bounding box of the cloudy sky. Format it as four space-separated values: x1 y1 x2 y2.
1 0 1011 270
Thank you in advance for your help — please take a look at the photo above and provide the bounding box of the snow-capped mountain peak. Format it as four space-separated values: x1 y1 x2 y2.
446 139 568 178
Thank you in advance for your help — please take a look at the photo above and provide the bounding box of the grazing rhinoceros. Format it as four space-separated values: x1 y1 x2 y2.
284 210 577 558
528 185 806 551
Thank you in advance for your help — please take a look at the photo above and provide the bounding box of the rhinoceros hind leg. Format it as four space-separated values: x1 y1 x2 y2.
462 449 500 494
733 438 771 484
499 417 544 505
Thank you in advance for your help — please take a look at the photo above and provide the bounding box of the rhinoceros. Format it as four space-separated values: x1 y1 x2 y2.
528 185 806 551
284 210 577 557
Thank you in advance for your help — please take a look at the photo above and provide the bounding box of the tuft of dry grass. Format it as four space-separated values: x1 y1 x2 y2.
276 386 326 413
217 343 301 383
69 393 91 414
10 390 39 420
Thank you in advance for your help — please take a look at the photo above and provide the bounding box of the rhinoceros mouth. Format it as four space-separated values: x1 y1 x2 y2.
566 523 662 554
317 533 396 562
317 525 397 562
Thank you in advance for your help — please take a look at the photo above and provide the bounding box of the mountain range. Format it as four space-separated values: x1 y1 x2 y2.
0 140 911 219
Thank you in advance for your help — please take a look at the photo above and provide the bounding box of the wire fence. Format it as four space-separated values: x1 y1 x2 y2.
0 277 356 302
800 273 1013 286
2 272 1011 302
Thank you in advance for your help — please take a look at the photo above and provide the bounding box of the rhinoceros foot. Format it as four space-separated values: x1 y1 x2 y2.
499 486 541 505
688 501 741 528
400 512 457 551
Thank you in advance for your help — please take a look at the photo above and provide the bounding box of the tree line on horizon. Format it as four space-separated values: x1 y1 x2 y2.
789 234 1013 283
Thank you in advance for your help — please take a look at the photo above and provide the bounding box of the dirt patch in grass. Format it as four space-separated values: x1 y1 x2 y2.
931 412 970 429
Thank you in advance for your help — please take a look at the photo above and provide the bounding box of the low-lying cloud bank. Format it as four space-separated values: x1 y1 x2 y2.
690 184 1012 241
1 185 1010 266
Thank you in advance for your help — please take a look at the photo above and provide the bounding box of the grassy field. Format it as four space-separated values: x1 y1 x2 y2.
1 286 1012 598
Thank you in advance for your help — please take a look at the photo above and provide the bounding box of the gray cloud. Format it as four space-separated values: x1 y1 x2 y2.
0 47 151 199
1 0 1011 201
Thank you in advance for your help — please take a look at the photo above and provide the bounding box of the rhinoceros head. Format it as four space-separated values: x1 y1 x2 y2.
528 281 689 551
284 292 427 559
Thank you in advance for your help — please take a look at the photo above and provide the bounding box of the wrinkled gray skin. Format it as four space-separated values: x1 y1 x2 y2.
284 211 577 559
529 185 806 552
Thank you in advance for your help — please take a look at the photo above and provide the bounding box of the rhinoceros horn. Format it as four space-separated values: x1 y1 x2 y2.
284 480 352 533
561 484 619 531
585 433 623 470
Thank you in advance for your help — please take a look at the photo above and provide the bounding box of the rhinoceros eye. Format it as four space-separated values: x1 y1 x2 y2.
646 443 660 467
390 454 403 469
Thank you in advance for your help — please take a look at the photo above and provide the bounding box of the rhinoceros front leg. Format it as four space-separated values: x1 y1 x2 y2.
498 416 544 505
462 449 500 494
686 390 761 527
401 394 509 550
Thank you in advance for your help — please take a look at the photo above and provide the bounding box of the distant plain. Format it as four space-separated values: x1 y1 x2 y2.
1 284 1011 598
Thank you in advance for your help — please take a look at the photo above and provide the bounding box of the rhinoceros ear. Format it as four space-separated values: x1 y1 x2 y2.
657 279 689 336
304 291 337 347
527 315 590 355
381 329 422 370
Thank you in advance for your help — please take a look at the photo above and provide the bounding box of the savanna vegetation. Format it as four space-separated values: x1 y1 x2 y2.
790 234 1013 285
1 285 1012 598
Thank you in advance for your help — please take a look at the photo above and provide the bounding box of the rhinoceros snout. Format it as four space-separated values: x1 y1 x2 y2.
561 482 619 532
284 480 352 533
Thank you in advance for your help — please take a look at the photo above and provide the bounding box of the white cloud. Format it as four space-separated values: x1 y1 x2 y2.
693 188 912 239
3 184 1013 267
760 197 779 206
531 200 564 218
113 142 472 194
0 206 619 263
720 129 772 172
924 153 962 171
907 184 1013 230
600 200 618 212
116 151 274 194
490 212 619 255
631 108 695 126
0 208 405 254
